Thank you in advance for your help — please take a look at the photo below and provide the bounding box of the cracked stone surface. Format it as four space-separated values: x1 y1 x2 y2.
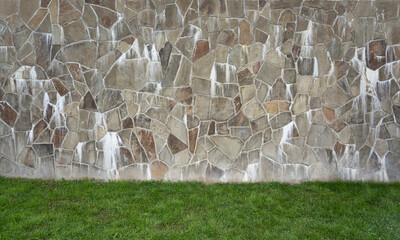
0 0 399 182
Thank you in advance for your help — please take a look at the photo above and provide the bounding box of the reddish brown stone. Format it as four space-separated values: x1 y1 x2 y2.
85 0 115 10
331 120 347 133
168 100 176 112
175 87 192 105
0 102 17 127
323 106 335 124
228 112 250 126
33 120 48 142
334 142 346 158
264 101 279 115
51 127 68 148
279 101 291 112
119 147 134 167
189 128 199 153
44 104 53 123
208 121 215 135
150 161 168 180
217 30 237 47
234 95 242 113
67 63 84 82
292 44 301 61
167 134 188 155
59 0 81 26
52 78 69 96
131 132 148 163
217 122 229 134
334 61 349 79
193 40 210 61
237 68 253 86
199 0 217 16
255 29 268 43
366 40 387 70
252 62 261 74
41 0 51 7
92 5 117 28
122 117 134 129
138 130 157 160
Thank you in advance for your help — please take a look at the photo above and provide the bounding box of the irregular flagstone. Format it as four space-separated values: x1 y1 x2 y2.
193 40 210 61
210 136 244 159
138 130 157 160
189 128 198 154
0 0 18 18
209 147 232 170
150 161 168 180
306 123 337 148
0 102 17 127
168 134 188 155
131 132 148 163
257 62 282 85
105 59 148 90
80 92 98 111
56 41 97 68
366 40 386 71
159 42 172 74
210 97 235 121
52 127 68 148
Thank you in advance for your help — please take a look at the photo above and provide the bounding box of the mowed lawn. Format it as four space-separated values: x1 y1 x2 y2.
0 177 399 239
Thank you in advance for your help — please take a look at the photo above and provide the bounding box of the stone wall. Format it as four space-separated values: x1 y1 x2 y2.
0 0 399 182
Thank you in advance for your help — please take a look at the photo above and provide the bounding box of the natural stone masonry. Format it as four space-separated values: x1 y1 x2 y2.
0 0 399 182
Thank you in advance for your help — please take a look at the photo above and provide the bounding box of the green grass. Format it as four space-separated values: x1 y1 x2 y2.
0 177 399 239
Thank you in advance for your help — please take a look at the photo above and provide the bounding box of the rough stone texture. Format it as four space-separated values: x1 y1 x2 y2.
0 0 399 182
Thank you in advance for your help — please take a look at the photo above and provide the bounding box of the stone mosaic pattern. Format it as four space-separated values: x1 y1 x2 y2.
0 0 400 182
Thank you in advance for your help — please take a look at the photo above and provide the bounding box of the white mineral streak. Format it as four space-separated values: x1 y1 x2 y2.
138 163 151 180
111 13 124 44
306 110 313 124
183 113 187 127
27 128 34 145
313 57 319 76
101 132 121 170
53 93 69 127
210 64 217 97
145 44 163 85
44 33 52 47
43 92 50 118
305 21 314 46
244 163 259 182
0 46 8 62
280 121 295 147
285 84 293 100
278 121 295 163
75 142 86 163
